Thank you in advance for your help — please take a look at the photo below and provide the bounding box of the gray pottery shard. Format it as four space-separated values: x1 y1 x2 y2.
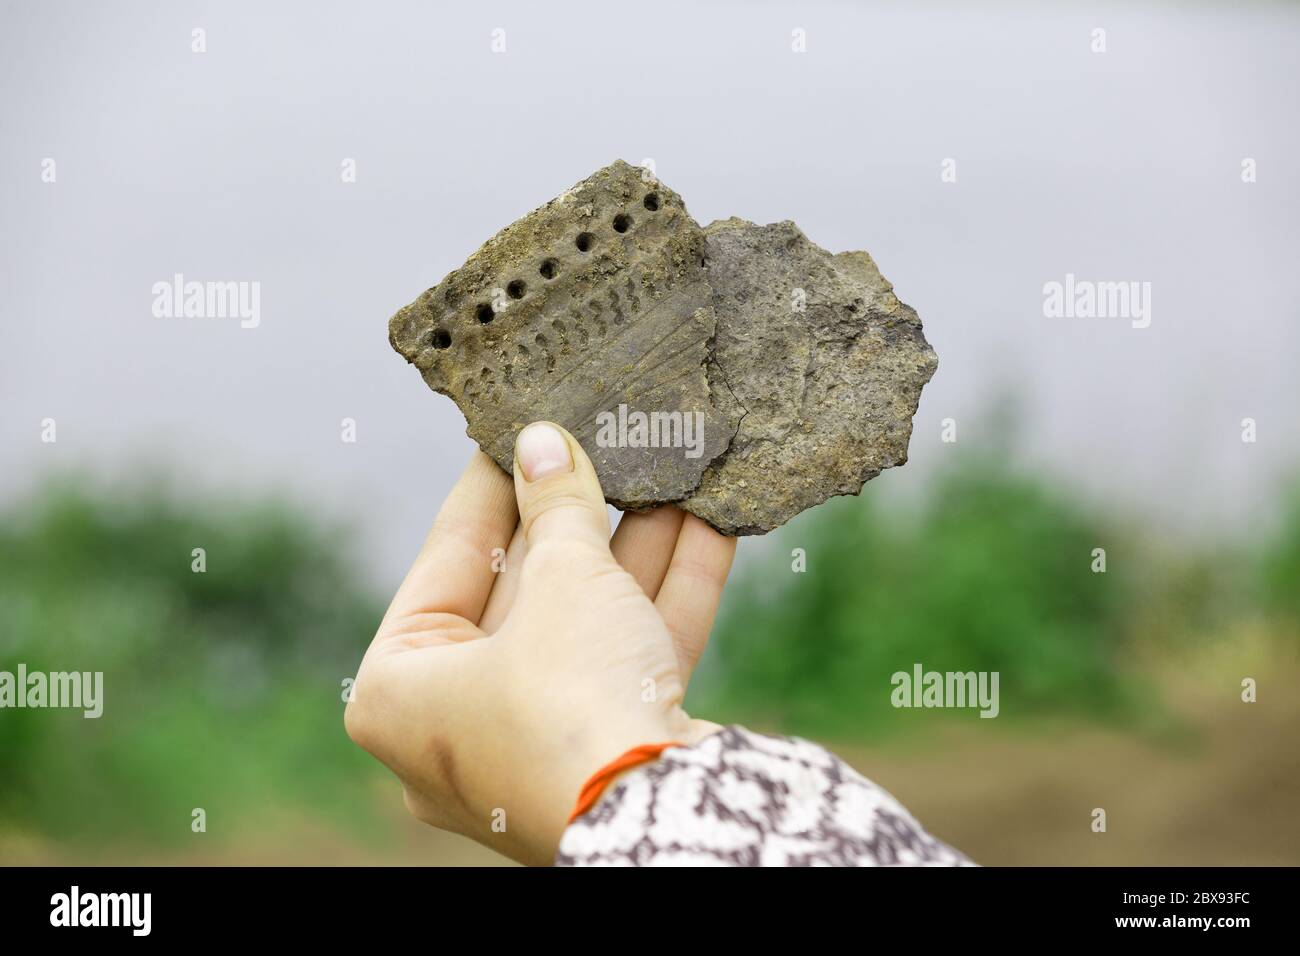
681 218 938 535
388 160 736 509
388 166 938 535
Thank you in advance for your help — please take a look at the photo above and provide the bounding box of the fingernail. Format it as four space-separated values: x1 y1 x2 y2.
516 422 572 481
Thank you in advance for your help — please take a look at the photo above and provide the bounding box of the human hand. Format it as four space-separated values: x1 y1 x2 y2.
345 421 735 865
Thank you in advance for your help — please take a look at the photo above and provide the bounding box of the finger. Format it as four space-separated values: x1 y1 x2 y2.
512 421 610 550
610 506 686 600
654 513 737 683
384 451 518 625
477 523 525 633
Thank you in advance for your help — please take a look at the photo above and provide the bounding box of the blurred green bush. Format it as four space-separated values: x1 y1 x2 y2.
690 452 1149 741
0 477 383 846
1 457 1294 850
1259 478 1300 623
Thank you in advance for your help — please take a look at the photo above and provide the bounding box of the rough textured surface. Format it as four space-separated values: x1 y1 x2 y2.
388 160 736 509
388 163 937 534
683 218 938 534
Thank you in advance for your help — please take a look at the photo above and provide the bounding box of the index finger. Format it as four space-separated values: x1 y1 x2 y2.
382 451 518 627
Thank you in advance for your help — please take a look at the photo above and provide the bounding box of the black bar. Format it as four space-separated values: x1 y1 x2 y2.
0 866 1285 941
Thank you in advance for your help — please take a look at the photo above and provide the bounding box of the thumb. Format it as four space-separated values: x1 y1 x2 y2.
512 421 611 550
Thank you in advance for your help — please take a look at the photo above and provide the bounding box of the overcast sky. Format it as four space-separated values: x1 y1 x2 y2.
3 0 1297 586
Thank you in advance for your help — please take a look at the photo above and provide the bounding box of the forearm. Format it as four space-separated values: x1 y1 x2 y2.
555 725 972 867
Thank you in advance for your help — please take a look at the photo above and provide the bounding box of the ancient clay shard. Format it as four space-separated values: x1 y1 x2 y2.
388 161 736 509
388 166 937 534
680 218 938 535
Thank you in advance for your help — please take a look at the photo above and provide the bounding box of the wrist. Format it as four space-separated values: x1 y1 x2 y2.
538 715 679 848
475 696 720 865
539 715 724 856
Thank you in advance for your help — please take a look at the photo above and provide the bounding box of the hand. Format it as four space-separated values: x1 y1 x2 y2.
345 421 735 865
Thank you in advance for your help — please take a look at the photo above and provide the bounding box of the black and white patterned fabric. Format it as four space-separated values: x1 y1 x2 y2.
556 725 972 867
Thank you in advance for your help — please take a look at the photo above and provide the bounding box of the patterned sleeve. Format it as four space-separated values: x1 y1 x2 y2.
555 725 973 867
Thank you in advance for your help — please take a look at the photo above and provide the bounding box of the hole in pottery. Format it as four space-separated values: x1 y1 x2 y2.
643 193 659 211
612 214 632 233
575 232 595 253
539 259 559 279
431 328 451 349
507 280 526 299
476 303 495 324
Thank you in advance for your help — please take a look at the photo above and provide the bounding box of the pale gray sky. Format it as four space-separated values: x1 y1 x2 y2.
3 0 1297 586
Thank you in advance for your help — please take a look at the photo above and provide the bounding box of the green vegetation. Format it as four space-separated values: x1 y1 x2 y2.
0 477 383 846
1 457 1294 851
1259 478 1300 623
690 453 1295 742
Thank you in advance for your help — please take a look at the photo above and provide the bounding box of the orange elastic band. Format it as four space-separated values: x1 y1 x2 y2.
567 742 682 824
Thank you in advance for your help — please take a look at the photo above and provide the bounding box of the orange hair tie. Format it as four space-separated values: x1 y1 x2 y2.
567 742 682 824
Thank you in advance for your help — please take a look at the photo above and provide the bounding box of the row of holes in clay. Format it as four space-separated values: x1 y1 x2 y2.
430 192 661 350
